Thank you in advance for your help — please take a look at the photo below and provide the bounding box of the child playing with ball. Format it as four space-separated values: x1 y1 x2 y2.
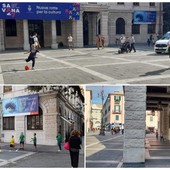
24 44 39 70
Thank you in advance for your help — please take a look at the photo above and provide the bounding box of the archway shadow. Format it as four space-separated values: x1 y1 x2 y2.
140 67 170 77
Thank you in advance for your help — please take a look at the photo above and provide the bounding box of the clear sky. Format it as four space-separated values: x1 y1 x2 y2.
86 85 123 104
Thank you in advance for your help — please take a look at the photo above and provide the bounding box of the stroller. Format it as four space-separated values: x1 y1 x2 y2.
118 42 131 54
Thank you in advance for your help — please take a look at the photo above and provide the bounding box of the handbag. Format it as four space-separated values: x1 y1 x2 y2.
64 142 70 150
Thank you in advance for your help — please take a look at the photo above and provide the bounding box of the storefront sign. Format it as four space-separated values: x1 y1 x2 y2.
0 3 80 20
133 11 156 24
2 94 38 117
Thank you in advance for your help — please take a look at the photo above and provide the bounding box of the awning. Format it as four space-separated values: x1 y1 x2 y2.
60 116 72 124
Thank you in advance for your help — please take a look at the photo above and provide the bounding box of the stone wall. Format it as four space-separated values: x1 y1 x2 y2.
123 86 146 164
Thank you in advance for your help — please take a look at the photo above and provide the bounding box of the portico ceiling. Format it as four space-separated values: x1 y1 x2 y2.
147 86 170 111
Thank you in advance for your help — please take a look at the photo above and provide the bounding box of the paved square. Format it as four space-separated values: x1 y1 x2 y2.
1 46 170 84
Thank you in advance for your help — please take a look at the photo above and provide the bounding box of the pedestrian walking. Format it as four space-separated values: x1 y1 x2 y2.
96 34 101 50
156 130 158 139
31 133 37 150
69 130 82 168
101 35 106 49
30 32 41 50
56 131 62 152
120 34 126 46
160 131 164 142
167 38 170 58
147 38 150 47
9 135 15 151
130 34 136 52
19 132 25 150
25 44 39 70
67 34 74 50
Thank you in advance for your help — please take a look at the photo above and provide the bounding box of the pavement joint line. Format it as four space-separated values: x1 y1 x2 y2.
8 152 36 163
86 148 123 151
96 73 170 84
39 52 117 81
84 61 136 68
117 159 123 168
149 157 170 159
149 149 170 150
86 135 123 148
86 160 120 163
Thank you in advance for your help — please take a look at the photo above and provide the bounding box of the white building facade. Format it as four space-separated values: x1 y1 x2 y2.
0 2 162 51
0 86 84 145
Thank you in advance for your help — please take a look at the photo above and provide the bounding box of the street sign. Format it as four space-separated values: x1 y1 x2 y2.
0 3 80 20
2 94 39 117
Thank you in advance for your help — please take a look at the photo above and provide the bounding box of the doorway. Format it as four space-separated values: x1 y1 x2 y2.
83 12 89 46
28 20 44 48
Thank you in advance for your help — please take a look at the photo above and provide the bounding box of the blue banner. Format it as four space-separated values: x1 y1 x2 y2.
2 94 38 117
133 11 156 24
0 3 80 20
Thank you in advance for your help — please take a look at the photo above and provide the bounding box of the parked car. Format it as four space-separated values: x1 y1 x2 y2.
154 31 170 54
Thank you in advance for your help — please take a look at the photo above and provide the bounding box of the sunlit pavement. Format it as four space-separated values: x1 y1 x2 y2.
0 45 170 84
0 142 84 168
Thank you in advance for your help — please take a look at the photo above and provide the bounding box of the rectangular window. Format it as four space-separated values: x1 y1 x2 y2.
5 20 17 36
3 86 12 93
150 116 153 122
114 96 121 101
27 114 43 130
133 2 139 6
117 3 124 5
132 24 140 34
148 24 156 34
56 20 61 36
115 115 119 121
3 117 15 130
114 105 120 112
149 3 155 7
108 106 110 112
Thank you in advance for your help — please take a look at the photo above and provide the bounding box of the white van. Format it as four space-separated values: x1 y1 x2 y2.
154 31 170 54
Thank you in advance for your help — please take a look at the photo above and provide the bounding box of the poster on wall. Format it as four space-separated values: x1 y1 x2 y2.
2 94 39 117
0 3 80 20
133 11 156 24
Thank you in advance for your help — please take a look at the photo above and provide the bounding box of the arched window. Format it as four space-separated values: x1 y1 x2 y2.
27 107 43 130
116 18 125 34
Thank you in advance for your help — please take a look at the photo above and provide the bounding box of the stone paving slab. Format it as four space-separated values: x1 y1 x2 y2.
86 162 118 168
3 68 105 84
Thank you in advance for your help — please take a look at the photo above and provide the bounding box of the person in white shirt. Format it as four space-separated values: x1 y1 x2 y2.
130 34 136 52
167 38 170 58
67 34 74 50
30 33 41 50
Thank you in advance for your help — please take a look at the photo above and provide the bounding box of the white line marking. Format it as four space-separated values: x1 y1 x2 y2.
117 159 123 168
150 157 170 159
39 52 116 81
86 148 123 151
86 160 120 163
86 135 122 148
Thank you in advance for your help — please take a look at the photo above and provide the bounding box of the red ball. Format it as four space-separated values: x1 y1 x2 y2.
25 65 30 70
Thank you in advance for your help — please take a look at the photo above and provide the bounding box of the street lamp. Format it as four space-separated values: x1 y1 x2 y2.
99 86 105 135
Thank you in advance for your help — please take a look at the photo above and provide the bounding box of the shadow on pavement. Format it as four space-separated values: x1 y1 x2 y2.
140 68 170 77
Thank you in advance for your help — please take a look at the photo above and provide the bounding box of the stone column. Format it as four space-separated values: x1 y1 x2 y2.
23 20 30 50
123 86 146 167
51 20 58 49
0 19 5 51
72 11 83 48
101 11 109 46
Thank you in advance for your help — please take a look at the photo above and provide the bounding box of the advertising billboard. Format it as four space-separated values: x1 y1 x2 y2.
133 11 156 24
0 3 80 20
2 94 39 117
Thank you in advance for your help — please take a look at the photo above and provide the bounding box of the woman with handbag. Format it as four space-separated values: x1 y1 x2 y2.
69 130 82 168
